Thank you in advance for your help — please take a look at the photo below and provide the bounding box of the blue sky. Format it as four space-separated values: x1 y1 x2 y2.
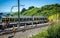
0 0 60 13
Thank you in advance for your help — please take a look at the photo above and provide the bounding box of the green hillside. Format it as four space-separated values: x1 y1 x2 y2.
22 8 39 16
11 4 60 17
24 4 60 16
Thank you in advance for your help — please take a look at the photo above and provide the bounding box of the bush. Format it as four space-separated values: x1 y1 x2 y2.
31 21 60 38
47 22 60 38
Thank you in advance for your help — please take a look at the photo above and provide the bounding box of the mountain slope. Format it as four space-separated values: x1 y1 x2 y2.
11 4 60 17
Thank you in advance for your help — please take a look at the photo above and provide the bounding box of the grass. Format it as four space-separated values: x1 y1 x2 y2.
31 20 60 38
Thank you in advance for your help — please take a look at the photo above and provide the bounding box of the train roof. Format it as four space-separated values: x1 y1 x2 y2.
2 16 47 18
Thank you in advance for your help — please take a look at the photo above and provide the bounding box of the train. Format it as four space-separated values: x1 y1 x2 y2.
0 13 48 29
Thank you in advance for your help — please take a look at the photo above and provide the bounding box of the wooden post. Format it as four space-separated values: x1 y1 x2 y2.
35 18 38 27
9 18 10 23
14 18 15 23
32 16 34 27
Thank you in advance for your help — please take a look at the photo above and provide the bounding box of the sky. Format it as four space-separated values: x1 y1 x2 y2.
0 0 60 13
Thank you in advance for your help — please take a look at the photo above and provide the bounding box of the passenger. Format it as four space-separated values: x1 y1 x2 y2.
2 22 5 31
12 25 16 36
6 21 10 28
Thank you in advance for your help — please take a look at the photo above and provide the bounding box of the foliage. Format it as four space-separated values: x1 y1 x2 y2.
10 4 60 17
21 8 26 13
48 14 59 21
31 30 48 38
47 22 60 38
22 8 40 16
31 21 60 38
28 6 35 10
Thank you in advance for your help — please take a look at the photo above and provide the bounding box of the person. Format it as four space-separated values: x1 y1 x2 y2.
6 20 10 28
2 22 5 31
12 25 16 36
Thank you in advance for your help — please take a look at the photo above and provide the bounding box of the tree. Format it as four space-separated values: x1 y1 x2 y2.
28 6 34 10
7 13 11 16
37 10 41 13
21 8 26 13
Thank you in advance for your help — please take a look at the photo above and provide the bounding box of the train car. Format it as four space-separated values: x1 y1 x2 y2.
0 16 48 28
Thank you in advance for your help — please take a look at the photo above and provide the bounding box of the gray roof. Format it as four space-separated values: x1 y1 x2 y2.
2 16 46 18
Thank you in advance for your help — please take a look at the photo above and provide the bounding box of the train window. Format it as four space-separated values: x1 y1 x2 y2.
12 18 15 22
34 18 39 21
34 18 37 20
37 18 40 20
30 18 32 21
45 18 47 20
40 18 43 20
20 18 23 21
27 18 30 21
15 18 18 22
22 18 27 21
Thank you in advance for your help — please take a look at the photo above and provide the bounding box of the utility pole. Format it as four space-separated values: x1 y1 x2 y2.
32 15 34 27
18 0 20 27
11 6 17 12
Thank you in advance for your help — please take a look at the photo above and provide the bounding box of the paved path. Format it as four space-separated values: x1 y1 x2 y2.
0 25 48 38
